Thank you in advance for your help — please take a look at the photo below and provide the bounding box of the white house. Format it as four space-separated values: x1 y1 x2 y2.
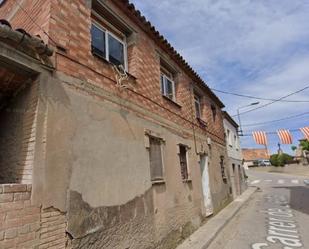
223 111 247 199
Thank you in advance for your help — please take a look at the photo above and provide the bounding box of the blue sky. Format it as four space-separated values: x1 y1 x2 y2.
131 0 309 155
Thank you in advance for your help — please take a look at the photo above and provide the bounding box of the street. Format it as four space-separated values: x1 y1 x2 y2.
207 169 309 249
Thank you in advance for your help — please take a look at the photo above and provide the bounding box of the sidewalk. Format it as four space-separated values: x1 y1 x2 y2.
176 187 257 249
251 164 309 177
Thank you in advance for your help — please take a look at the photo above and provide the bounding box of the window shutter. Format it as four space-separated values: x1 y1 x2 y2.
149 137 163 180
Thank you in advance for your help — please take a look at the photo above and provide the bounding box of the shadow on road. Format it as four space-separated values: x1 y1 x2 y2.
273 186 309 215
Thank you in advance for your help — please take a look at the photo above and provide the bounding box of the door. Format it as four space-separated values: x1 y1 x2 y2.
200 155 214 216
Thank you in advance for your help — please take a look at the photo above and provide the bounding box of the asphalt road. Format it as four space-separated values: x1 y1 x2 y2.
207 169 309 249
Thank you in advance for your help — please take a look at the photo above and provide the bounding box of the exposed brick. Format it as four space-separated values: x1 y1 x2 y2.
0 201 24 212
17 231 36 244
18 224 30 235
0 230 4 241
0 238 16 249
3 185 27 194
5 228 18 239
0 194 14 203
13 192 31 201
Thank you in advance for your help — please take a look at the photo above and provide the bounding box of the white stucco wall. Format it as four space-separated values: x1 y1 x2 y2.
223 118 242 161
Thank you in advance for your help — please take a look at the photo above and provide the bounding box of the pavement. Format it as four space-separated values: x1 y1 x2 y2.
176 169 309 249
176 187 257 249
251 163 309 177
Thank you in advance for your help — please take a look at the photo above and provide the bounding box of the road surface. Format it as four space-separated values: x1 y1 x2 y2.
207 169 309 249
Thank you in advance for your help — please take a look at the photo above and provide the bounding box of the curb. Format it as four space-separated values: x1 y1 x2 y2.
176 187 258 249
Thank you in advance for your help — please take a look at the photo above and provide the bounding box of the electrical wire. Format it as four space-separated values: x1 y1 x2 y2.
232 85 309 117
242 111 309 127
211 88 309 103
15 0 58 46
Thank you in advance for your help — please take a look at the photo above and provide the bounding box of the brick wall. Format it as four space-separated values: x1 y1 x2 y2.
0 0 226 145
0 82 38 184
0 184 40 248
50 0 226 144
0 184 67 249
0 0 51 43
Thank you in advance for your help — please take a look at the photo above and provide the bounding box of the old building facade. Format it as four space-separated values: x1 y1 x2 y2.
0 1 232 248
223 111 246 199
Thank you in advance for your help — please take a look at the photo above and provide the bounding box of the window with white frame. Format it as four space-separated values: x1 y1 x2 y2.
234 135 238 150
160 67 176 101
227 129 233 147
91 23 127 70
194 93 202 119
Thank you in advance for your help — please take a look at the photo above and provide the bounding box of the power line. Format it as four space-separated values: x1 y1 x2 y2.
211 88 309 103
15 0 58 46
232 85 309 117
242 111 309 127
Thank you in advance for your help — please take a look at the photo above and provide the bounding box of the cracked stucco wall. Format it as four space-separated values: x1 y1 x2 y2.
35 74 231 248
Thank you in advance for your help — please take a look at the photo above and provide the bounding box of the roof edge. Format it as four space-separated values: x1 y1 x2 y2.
113 0 225 108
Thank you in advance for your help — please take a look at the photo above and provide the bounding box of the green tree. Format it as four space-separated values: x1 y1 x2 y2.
291 145 297 151
270 153 293 167
300 140 309 151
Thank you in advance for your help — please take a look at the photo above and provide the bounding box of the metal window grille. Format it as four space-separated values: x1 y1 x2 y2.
179 145 188 180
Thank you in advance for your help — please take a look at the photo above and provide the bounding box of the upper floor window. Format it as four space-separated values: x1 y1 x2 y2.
234 135 237 149
211 104 217 122
0 0 6 7
91 23 127 70
227 129 233 147
160 67 176 101
194 93 202 119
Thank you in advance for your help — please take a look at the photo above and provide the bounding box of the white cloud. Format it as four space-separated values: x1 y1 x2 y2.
131 0 309 152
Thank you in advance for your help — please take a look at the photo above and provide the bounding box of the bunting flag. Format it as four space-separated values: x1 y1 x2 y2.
277 129 293 144
300 127 309 140
252 131 268 145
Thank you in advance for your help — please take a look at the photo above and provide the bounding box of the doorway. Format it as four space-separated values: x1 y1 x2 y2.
200 154 213 216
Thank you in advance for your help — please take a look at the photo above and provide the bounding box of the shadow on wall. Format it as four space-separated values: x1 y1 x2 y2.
0 81 37 184
273 186 309 215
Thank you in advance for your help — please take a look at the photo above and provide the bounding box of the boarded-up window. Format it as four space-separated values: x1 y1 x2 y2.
179 145 189 180
149 137 163 181
220 156 227 183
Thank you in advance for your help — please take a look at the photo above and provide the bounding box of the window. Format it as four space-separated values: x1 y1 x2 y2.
160 65 176 101
149 137 164 181
220 156 227 183
234 135 238 150
91 23 127 70
194 93 202 119
179 145 189 180
227 129 232 146
0 0 6 7
211 104 217 122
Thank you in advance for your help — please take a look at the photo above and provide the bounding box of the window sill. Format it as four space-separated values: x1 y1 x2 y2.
151 179 166 185
92 51 137 83
162 95 182 108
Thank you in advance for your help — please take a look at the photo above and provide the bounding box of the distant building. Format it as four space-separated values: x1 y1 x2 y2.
296 139 309 165
223 112 247 199
242 148 269 168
